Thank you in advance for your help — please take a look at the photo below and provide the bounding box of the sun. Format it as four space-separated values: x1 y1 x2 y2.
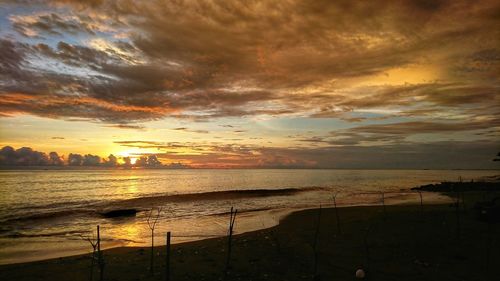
116 150 140 165
129 157 138 165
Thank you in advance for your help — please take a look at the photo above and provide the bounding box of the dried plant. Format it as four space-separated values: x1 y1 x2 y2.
147 207 163 275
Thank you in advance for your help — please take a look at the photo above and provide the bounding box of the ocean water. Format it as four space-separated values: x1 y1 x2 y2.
0 169 498 264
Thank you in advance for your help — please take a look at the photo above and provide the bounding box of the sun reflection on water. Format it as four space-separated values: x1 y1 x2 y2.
115 222 145 246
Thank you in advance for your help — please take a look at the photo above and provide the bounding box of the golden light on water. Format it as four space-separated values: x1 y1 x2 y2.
114 223 143 246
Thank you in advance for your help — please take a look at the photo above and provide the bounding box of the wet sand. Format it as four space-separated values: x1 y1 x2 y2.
0 202 498 281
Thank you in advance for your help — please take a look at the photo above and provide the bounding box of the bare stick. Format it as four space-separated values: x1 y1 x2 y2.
418 191 424 217
461 190 466 212
381 192 387 219
166 232 171 281
313 205 322 279
224 207 237 280
458 176 465 212
97 225 104 281
81 229 98 281
454 186 461 239
333 194 341 235
147 207 163 275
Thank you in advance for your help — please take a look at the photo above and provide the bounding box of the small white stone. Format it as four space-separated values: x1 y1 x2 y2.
355 269 365 279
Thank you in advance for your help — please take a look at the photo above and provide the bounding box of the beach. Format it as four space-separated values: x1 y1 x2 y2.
1 199 498 281
3 169 491 265
2 0 500 279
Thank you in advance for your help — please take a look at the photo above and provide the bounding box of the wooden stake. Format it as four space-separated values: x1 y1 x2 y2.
166 232 171 281
461 191 466 212
97 225 104 281
455 186 461 239
313 205 322 279
224 207 237 280
381 192 386 218
333 194 341 235
418 191 424 216
90 247 95 281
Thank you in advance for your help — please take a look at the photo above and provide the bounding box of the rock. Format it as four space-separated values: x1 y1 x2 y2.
355 269 365 279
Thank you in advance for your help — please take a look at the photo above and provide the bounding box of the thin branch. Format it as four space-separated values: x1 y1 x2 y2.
147 207 163 231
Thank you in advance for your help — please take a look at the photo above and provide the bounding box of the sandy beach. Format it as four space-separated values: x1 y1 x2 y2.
1 199 498 281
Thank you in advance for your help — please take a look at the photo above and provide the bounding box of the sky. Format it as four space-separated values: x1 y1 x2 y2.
0 0 499 169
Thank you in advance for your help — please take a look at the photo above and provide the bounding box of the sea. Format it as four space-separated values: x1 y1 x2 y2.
0 169 498 264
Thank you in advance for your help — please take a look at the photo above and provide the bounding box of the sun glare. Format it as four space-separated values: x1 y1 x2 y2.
116 150 141 165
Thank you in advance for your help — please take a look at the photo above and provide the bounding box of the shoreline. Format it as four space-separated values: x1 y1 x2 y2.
1 200 498 280
0 198 500 281
0 190 452 265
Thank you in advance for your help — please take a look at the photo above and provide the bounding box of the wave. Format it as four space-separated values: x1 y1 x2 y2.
0 209 97 224
113 186 328 206
4 229 86 238
0 186 327 226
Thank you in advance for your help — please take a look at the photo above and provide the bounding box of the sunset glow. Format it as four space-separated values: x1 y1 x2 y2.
1 2 500 279
0 0 498 169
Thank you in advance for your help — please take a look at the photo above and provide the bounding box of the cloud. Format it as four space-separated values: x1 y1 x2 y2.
10 12 98 37
113 140 163 145
112 139 500 169
297 117 500 146
0 146 49 166
2 138 499 169
349 120 500 135
0 92 172 122
254 141 500 169
0 0 497 126
171 127 209 134
48 151 64 165
104 124 145 130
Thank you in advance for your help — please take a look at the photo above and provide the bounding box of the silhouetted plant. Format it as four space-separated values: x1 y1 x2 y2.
93 225 105 281
147 207 163 275
81 227 98 281
332 193 341 235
